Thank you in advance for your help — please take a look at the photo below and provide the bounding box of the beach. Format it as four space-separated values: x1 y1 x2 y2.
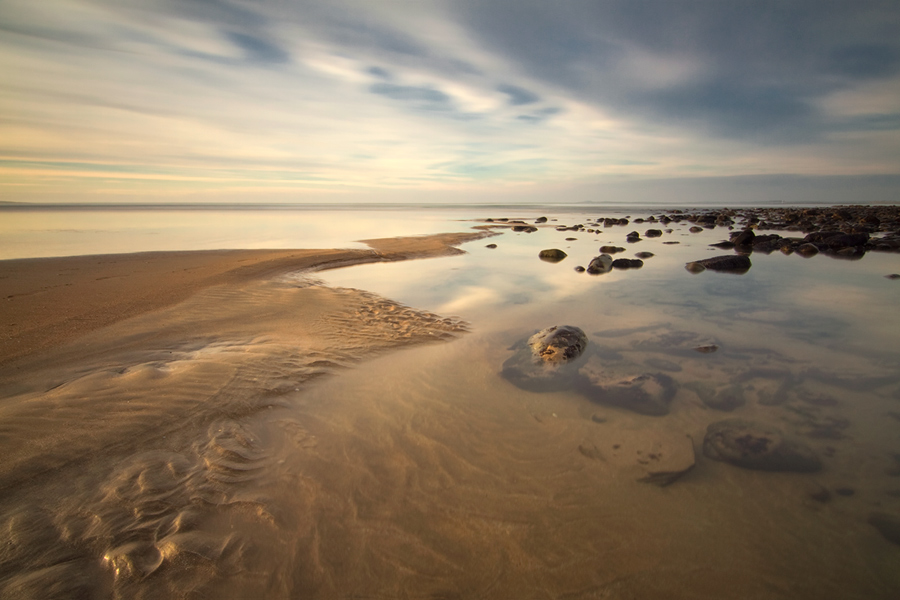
1 207 899 599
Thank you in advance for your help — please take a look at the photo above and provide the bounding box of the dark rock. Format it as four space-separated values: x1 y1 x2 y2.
645 229 663 238
600 245 625 254
586 254 613 275
702 419 822 472
710 241 736 249
611 258 644 270
538 249 567 262
685 255 752 273
635 252 654 259
500 325 589 392
796 243 819 257
885 274 900 280
574 266 585 273
485 243 497 249
513 225 538 233
565 237 577 241
625 231 641 242
578 363 677 416
689 226 703 233
868 512 900 546
732 229 756 247
535 216 548 223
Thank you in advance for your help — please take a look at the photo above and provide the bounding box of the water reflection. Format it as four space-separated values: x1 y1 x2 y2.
2 208 900 598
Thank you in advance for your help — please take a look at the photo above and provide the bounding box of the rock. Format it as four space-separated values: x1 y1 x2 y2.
689 226 703 233
578 360 677 416
795 243 819 257
868 512 900 546
635 252 654 259
538 249 567 262
599 245 625 254
702 419 822 472
636 433 696 486
485 243 497 249
535 216 548 223
513 225 538 233
586 254 613 275
626 231 641 242
500 326 589 392
886 274 900 280
611 258 644 270
574 266 585 273
645 229 663 238
694 345 719 354
685 255 752 273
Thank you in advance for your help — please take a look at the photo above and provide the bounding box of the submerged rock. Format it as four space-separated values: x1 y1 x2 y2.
636 433 696 487
868 512 900 546
685 255 752 274
501 326 588 392
578 360 677 416
702 419 822 472
538 249 567 262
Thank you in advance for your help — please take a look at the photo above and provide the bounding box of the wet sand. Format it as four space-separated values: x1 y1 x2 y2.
2 222 899 599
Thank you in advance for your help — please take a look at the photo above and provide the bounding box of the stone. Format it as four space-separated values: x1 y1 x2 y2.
868 512 900 546
538 249 567 262
586 254 613 274
626 231 641 242
535 216 548 223
599 245 625 254
795 243 819 257
731 229 756 247
886 274 900 280
645 229 663 238
513 225 538 233
485 243 497 249
578 360 677 416
685 255 752 273
689 226 703 233
702 419 822 472
635 433 696 486
635 252 654 259
574 266 585 273
611 258 644 270
500 326 589 392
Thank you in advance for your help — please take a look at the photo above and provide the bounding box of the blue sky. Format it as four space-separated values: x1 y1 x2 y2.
2 0 899 204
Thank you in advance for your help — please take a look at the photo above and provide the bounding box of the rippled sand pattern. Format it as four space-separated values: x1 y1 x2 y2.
0 274 468 599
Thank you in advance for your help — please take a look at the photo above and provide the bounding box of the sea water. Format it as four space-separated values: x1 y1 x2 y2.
1 204 899 598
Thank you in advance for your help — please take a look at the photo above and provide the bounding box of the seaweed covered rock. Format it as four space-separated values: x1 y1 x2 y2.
501 325 588 392
702 419 821 472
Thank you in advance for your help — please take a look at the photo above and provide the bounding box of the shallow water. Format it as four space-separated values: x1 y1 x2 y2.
2 207 900 598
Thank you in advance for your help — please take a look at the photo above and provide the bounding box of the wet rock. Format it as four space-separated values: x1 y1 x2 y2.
635 252 654 259
513 225 538 233
886 274 900 280
868 512 900 546
611 258 644 270
500 326 589 392
538 249 567 262
796 243 819 257
645 229 663 238
485 243 497 249
732 229 755 248
535 216 548 223
685 255 752 274
574 266 585 273
710 241 736 249
702 419 822 472
586 254 613 275
636 433 696 487
626 231 641 242
578 361 677 416
689 226 703 233
599 245 625 254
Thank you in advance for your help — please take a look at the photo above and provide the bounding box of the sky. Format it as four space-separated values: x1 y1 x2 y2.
2 0 900 205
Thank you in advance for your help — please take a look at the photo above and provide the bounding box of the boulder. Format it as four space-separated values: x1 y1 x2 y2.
500 326 589 392
685 255 752 273
702 419 822 472
732 229 755 247
538 249 567 262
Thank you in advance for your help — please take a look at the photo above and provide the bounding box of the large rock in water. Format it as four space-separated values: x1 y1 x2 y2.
685 255 752 274
702 419 822 472
501 325 589 392
577 357 677 416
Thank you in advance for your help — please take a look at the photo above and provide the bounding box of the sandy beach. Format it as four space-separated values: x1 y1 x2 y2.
2 214 899 600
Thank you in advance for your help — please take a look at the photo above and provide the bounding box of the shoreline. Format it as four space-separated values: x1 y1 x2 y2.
0 230 492 368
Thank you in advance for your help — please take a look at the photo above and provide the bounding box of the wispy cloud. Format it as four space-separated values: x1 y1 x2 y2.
1 0 898 203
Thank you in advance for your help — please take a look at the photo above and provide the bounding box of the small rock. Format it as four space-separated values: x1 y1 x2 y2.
574 266 585 273
635 252 654 259
611 258 644 270
586 254 613 275
636 434 696 487
868 512 900 546
689 226 703 233
702 418 822 472
645 229 663 238
685 255 752 274
795 243 819 257
535 216 548 223
600 245 625 254
538 249 568 262
486 243 497 249
886 274 900 280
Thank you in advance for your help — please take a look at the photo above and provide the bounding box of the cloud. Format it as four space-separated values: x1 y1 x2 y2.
497 84 540 106
224 31 290 64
